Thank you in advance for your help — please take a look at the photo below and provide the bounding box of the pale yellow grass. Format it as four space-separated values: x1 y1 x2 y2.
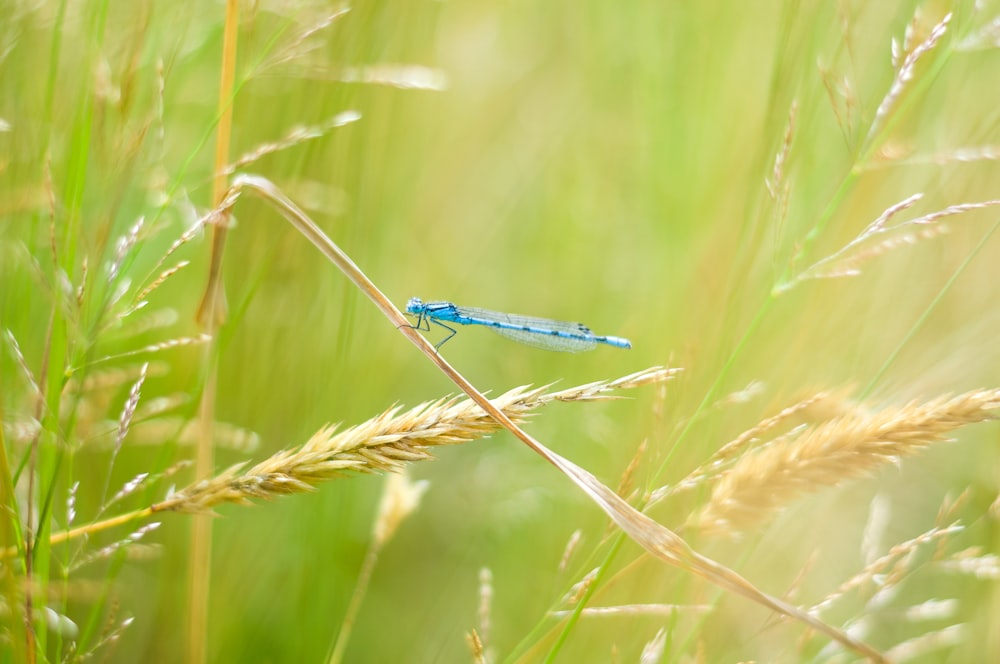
154 367 676 514
689 389 1000 535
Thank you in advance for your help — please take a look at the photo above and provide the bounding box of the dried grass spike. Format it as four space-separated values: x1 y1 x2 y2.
867 12 952 144
690 390 1000 535
153 369 670 514
108 216 145 283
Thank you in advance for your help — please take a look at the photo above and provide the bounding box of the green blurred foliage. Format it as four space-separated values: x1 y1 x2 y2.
2 0 1000 661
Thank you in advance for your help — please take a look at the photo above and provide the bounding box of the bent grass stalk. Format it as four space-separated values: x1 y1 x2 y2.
186 175 888 661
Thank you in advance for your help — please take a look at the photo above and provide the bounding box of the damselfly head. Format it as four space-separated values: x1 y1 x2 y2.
405 297 424 315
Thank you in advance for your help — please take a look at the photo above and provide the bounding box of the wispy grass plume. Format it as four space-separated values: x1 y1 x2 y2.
689 390 1000 535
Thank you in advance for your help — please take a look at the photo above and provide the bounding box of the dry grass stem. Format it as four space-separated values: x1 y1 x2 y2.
865 145 1000 169
690 389 1000 535
551 603 711 618
153 367 673 514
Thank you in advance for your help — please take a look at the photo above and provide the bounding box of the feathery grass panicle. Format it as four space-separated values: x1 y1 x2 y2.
256 6 353 73
884 624 965 663
466 629 486 664
819 63 859 140
107 216 145 284
939 550 1000 579
68 362 169 397
86 417 260 453
126 263 190 316
69 523 162 574
650 390 836 505
867 12 952 146
558 529 584 573
220 110 362 176
477 567 493 659
83 334 212 370
111 308 181 340
336 64 450 91
112 363 148 458
640 628 667 664
562 568 600 607
955 12 1000 51
101 363 149 509
328 471 430 664
153 367 674 514
781 195 1000 291
371 472 429 547
4 328 42 405
616 439 646 501
766 99 797 203
689 390 1000 536
811 523 963 617
80 614 135 662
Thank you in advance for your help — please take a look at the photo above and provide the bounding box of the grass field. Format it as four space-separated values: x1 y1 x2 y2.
3 1 1000 662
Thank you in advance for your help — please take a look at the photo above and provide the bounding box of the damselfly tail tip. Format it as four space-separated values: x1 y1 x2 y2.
612 337 633 350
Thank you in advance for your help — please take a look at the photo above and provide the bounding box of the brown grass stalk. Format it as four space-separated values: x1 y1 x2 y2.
205 174 887 662
689 390 1000 535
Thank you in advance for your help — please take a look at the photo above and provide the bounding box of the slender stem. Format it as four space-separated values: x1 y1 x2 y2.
327 540 383 664
0 508 154 558
188 3 240 664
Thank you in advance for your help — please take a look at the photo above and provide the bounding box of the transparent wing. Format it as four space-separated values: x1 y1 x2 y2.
452 307 591 333
454 306 598 353
488 326 597 352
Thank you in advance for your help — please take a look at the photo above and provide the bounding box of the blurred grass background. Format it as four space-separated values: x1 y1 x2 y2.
3 0 1000 661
